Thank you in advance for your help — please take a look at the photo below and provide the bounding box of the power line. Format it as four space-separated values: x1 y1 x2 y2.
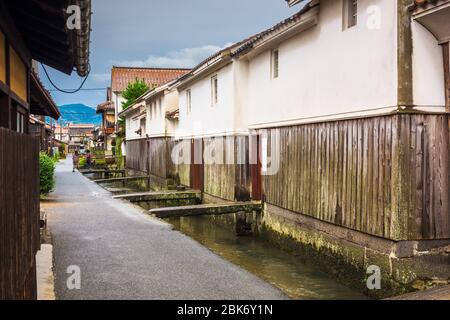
41 63 91 94
48 88 107 92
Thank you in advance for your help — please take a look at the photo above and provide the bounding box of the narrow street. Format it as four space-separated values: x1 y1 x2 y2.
43 158 286 300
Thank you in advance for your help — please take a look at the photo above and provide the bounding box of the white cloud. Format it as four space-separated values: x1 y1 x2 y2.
91 73 111 83
112 44 234 68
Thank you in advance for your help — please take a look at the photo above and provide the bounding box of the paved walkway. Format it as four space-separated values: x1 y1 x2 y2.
43 158 286 300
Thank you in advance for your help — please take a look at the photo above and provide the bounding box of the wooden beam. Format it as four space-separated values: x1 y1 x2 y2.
93 176 151 184
149 202 262 218
443 42 450 111
0 0 32 67
113 191 202 203
398 0 414 106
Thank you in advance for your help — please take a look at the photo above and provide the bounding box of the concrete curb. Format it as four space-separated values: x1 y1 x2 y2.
36 244 55 300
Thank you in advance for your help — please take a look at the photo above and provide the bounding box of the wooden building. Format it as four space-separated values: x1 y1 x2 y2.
121 79 191 186
124 0 450 290
110 66 191 130
96 100 115 153
0 0 91 299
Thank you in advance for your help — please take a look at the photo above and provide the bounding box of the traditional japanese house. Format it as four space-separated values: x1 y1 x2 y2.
29 72 61 153
96 100 115 153
110 66 190 129
168 0 450 293
121 79 190 186
0 0 91 299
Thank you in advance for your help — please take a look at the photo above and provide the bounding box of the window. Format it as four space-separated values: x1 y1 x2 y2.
16 111 25 134
343 0 357 30
158 99 162 118
271 49 279 79
140 117 146 135
186 89 192 114
211 76 218 105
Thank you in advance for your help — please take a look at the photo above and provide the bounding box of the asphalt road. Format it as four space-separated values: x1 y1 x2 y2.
44 158 286 300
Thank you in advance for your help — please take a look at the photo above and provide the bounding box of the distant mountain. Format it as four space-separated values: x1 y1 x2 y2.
57 104 102 125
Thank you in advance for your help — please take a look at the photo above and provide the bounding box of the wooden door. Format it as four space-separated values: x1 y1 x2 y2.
250 134 262 201
190 138 204 191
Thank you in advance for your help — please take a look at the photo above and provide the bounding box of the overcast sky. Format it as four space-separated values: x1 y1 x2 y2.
40 0 300 108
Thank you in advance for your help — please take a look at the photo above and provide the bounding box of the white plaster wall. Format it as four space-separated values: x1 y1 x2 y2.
412 21 446 107
165 89 181 136
245 0 398 128
112 91 126 123
125 109 142 141
177 63 239 138
233 60 250 133
147 95 166 137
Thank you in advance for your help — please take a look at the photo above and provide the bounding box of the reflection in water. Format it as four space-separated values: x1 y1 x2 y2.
166 215 368 300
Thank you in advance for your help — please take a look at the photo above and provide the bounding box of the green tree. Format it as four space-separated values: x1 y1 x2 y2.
121 79 150 111
118 79 150 131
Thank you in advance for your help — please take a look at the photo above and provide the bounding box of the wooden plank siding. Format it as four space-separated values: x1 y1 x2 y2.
127 137 191 184
203 137 235 201
125 139 148 173
0 127 39 299
167 138 190 186
203 136 252 202
260 114 450 241
148 137 170 179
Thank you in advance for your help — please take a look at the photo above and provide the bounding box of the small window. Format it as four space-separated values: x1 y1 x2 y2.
343 0 357 30
14 105 26 134
186 89 192 114
158 99 162 118
211 76 218 105
140 117 146 135
271 49 279 79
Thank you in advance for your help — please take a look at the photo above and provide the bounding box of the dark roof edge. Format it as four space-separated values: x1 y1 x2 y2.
174 1 316 87
72 0 92 77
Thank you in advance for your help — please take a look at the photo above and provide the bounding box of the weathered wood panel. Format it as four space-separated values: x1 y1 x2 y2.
203 137 236 201
148 137 168 179
0 127 39 300
125 138 148 173
167 138 190 186
235 135 252 201
260 114 450 241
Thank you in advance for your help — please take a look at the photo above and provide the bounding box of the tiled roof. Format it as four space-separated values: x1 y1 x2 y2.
69 124 95 128
234 0 316 56
414 0 433 6
30 71 61 120
111 67 190 93
96 101 115 114
286 0 307 7
412 0 449 9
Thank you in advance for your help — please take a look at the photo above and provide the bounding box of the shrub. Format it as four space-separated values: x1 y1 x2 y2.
40 152 55 195
94 159 106 167
79 157 87 168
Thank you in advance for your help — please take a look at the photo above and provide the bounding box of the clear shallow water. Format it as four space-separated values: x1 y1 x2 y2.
166 215 368 300
91 174 368 300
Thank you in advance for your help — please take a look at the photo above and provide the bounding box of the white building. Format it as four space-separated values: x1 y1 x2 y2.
175 0 448 133
110 66 190 127
120 0 450 293
120 81 182 141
